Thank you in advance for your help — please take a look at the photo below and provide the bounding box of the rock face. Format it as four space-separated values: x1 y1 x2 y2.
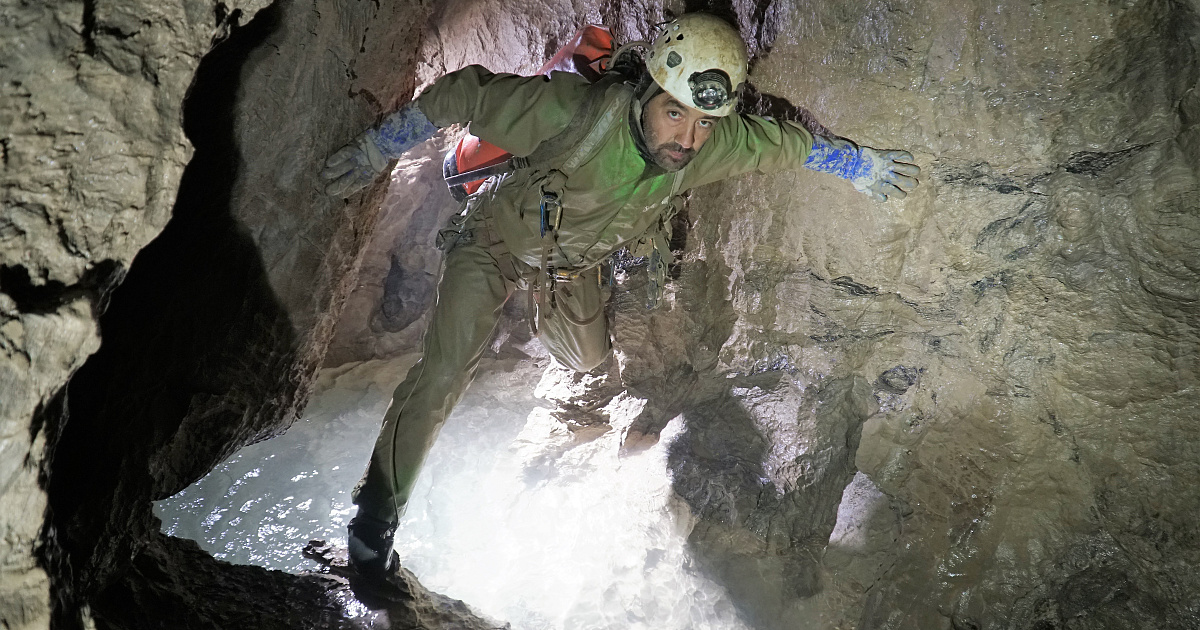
2 0 434 626
337 0 1200 628
3 0 1199 629
650 2 1200 627
1 0 269 626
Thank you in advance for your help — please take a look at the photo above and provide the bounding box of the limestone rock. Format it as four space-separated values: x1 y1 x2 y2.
1 0 267 626
4 0 1200 628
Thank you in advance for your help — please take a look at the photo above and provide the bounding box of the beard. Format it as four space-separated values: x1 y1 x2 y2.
647 142 696 171
641 122 697 171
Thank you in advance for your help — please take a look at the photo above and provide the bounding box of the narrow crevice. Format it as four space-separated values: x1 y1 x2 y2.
42 3 292 626
934 161 1046 195
81 0 97 56
1064 144 1151 176
831 276 880 296
0 261 125 316
738 84 834 137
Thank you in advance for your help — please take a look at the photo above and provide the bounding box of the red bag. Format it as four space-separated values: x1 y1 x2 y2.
445 25 614 199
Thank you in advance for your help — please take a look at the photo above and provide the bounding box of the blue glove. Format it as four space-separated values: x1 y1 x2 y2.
803 135 920 202
320 102 440 197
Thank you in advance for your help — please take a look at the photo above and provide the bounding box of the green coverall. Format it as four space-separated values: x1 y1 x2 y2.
351 65 814 524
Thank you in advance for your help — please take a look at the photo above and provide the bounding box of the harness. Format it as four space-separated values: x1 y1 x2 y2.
441 73 687 334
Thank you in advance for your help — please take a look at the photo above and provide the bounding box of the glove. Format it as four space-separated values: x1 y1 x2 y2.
804 135 921 202
851 147 921 202
320 102 440 197
320 134 390 197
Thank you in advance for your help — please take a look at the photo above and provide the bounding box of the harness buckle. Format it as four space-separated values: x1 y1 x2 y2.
540 192 562 237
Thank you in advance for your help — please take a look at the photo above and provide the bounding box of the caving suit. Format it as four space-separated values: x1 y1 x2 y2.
352 65 814 524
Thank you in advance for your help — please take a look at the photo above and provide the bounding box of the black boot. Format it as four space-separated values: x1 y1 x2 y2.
347 512 398 577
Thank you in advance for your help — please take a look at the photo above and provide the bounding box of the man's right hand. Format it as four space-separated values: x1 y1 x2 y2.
319 101 441 198
320 134 390 197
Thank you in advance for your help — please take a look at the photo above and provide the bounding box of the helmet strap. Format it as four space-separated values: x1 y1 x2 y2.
628 84 659 167
634 72 661 106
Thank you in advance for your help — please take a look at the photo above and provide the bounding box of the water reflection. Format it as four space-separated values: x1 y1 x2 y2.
155 356 749 630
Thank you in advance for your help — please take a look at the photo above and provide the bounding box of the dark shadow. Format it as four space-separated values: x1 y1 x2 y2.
681 0 739 26
41 4 295 628
738 83 834 138
664 371 871 629
666 375 791 610
667 205 690 281
616 254 872 628
94 531 428 630
0 261 125 318
681 0 785 59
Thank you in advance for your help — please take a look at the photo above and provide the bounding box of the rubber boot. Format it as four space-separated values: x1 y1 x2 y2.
347 512 398 577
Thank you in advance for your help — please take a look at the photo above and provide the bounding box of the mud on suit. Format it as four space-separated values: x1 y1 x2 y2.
352 65 815 525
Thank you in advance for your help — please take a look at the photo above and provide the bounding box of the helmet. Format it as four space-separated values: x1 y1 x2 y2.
645 13 748 117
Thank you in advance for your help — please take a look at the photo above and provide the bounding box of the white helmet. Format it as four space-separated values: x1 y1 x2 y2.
645 13 748 117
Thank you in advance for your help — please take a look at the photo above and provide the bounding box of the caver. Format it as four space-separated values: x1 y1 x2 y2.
319 12 921 579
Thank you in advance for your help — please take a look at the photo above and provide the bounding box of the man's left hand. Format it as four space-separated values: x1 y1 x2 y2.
852 148 921 202
320 134 390 197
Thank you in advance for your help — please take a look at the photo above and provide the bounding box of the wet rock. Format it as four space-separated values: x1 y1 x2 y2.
95 532 502 630
3 0 436 625
317 0 1200 626
659 0 1200 627
876 365 920 395
4 0 1200 628
1 0 269 625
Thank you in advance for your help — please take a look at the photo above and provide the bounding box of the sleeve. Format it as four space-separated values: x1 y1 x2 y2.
415 65 592 157
678 114 815 191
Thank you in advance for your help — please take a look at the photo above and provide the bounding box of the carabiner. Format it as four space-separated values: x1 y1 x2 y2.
540 192 562 237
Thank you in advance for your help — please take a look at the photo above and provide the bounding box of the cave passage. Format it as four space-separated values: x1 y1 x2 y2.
155 355 754 629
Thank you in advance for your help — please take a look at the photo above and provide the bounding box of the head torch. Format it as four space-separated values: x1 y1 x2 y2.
689 70 734 111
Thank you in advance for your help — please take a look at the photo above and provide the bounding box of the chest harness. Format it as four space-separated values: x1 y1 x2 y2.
439 74 687 335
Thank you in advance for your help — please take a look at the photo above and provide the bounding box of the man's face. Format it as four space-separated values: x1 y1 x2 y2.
641 92 720 171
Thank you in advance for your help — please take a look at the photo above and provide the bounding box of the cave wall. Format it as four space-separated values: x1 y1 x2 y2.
602 0 1200 627
333 0 1200 627
1 0 272 626
49 0 444 621
3 0 1199 627
2 0 437 626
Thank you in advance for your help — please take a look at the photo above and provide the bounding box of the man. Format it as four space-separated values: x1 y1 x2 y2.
320 13 919 578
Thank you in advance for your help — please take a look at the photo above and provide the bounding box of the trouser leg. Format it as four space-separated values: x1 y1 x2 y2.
352 243 510 524
538 270 611 373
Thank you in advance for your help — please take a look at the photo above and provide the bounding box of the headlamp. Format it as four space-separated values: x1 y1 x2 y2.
689 70 733 111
